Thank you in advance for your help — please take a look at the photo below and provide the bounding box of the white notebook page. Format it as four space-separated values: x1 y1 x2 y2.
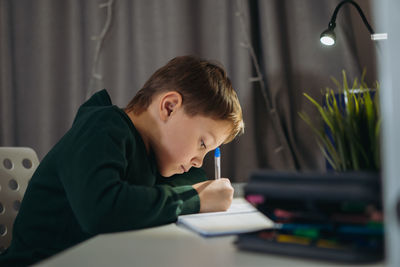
177 198 274 236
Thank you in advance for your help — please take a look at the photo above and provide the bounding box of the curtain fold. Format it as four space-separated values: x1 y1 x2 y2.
0 0 17 145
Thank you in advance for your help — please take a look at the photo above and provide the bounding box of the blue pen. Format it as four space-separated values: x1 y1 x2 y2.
214 147 221 180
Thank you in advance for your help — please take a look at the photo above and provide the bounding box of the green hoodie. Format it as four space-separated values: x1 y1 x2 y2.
0 89 207 266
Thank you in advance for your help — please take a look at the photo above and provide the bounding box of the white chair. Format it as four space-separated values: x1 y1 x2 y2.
0 147 39 254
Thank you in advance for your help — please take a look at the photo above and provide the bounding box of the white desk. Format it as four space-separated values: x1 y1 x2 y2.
36 217 385 267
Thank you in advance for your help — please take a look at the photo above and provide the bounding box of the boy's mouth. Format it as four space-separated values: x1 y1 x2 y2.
181 165 187 173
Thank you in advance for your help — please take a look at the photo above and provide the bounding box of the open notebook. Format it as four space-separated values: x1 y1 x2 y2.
177 198 274 237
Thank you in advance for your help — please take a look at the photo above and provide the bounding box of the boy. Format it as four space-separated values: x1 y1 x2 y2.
0 55 244 266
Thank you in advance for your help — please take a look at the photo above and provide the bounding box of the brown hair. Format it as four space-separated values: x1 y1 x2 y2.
125 55 244 143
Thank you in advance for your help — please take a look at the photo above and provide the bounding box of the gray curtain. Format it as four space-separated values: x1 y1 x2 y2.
0 0 376 182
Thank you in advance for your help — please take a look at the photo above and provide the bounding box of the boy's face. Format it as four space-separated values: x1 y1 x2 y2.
153 93 232 177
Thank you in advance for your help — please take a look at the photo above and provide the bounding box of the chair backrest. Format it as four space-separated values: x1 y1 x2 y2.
0 147 39 254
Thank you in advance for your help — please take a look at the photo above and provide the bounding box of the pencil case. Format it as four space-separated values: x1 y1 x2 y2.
235 170 384 263
235 228 383 263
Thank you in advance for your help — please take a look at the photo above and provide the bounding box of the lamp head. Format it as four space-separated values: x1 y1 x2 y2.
320 22 336 46
320 28 336 46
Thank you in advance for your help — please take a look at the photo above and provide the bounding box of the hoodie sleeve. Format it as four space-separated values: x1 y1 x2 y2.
58 126 200 235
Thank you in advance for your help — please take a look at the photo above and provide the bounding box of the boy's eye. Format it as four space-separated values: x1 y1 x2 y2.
201 140 207 149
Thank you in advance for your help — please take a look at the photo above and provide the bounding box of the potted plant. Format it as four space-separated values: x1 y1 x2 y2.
299 69 380 172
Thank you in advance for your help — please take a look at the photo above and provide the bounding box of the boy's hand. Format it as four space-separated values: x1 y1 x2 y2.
192 178 234 213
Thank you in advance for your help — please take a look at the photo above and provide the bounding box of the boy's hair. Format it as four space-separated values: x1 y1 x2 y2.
125 55 244 143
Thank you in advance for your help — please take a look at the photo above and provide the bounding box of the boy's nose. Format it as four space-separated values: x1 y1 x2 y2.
191 157 203 168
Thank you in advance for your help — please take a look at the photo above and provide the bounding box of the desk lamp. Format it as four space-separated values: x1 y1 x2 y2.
320 0 387 46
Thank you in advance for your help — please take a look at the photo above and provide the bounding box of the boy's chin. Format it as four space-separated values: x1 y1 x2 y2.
159 167 185 178
159 169 176 178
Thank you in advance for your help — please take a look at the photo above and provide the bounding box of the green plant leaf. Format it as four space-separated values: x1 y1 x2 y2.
316 140 338 170
342 70 349 91
303 93 335 131
299 69 381 172
351 77 359 90
299 111 342 168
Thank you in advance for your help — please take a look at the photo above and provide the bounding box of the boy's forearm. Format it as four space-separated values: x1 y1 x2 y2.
64 178 200 234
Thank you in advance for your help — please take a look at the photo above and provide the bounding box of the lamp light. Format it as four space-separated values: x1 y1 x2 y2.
320 0 387 46
320 26 336 46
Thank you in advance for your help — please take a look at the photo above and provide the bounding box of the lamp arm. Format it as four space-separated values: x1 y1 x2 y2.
329 0 375 34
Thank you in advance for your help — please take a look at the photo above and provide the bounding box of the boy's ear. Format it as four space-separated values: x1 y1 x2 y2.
159 91 182 121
